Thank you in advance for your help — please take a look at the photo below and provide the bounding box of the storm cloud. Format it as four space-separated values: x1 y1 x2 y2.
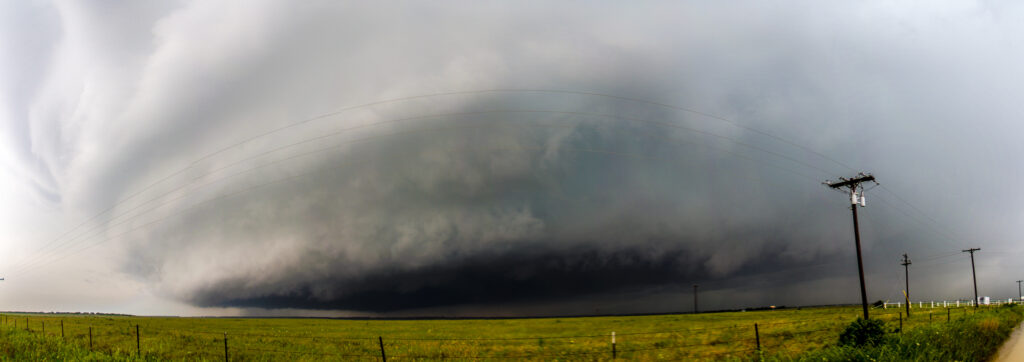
2 1 1024 316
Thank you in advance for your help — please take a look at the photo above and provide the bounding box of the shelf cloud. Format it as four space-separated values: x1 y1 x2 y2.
2 1 1024 315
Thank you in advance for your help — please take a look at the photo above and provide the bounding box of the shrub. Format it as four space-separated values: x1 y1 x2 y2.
838 317 886 347
792 306 1024 361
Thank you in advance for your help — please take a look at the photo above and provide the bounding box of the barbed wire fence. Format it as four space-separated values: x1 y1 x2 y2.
0 307 981 360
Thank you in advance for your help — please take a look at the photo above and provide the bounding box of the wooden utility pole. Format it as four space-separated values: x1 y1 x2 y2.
693 284 699 314
901 253 911 318
963 248 980 308
1017 280 1022 303
826 173 876 319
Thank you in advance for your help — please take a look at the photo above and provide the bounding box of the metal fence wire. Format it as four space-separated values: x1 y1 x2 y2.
0 307 983 361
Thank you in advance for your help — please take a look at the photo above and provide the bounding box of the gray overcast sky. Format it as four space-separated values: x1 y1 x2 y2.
2 1 1024 317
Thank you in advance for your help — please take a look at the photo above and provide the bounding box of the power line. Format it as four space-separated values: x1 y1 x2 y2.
856 199 963 273
913 256 966 269
865 195 959 248
915 251 960 263
877 185 961 243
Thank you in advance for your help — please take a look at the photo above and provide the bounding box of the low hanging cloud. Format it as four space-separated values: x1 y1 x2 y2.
117 106 851 312
3 1 1024 315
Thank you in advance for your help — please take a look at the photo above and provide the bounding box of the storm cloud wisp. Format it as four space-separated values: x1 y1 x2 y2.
2 2 1024 316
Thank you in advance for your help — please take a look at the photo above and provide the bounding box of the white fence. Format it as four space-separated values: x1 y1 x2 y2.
883 299 1024 309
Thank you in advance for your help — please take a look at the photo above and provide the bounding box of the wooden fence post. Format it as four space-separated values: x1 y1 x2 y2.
899 312 903 333
378 336 387 362
947 308 950 322
611 331 616 359
89 327 93 350
136 324 141 358
224 332 229 362
755 323 761 351
61 320 64 338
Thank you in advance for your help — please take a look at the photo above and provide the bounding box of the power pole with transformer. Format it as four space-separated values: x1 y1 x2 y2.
826 173 877 320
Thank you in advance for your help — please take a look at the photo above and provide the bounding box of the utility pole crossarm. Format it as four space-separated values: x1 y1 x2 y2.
826 175 876 189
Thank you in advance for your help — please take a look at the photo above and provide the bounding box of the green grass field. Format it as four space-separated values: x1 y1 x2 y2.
0 305 1017 361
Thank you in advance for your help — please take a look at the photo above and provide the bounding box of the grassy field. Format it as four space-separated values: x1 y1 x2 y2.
0 305 1016 361
797 305 1022 361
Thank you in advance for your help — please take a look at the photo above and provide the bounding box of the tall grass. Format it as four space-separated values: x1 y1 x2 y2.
0 326 120 361
783 305 1023 361
0 305 1019 361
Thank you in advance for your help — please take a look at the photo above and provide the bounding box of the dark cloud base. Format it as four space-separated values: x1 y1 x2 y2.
189 241 832 313
192 246 702 312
